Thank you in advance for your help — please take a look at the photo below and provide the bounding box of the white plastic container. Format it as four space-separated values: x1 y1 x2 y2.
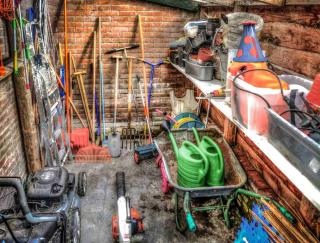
230 75 310 135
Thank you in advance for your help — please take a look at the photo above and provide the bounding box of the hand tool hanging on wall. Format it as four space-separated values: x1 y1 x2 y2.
138 15 152 143
112 172 144 242
92 31 97 143
98 17 106 145
108 56 121 158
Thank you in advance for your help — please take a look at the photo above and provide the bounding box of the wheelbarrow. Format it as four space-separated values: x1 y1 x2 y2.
154 128 247 231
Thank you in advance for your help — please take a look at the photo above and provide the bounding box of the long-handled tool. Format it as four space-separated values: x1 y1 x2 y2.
64 0 70 133
121 58 136 150
99 17 106 144
12 0 18 75
138 15 152 143
133 79 158 164
140 60 164 107
108 56 121 157
71 55 93 140
106 44 139 55
106 45 140 150
47 58 86 128
92 31 97 143
112 172 144 242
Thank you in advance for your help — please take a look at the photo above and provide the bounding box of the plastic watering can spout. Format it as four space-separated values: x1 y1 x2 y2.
162 120 180 162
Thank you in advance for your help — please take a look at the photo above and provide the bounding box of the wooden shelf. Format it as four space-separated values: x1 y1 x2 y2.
171 62 320 210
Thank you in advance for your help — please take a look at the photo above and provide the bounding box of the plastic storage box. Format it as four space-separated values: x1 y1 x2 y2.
267 108 320 189
266 75 319 188
184 59 214 81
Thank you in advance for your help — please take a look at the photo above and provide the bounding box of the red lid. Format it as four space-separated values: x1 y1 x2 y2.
242 21 257 25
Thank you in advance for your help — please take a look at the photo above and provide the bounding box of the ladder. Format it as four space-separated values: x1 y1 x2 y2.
26 20 71 167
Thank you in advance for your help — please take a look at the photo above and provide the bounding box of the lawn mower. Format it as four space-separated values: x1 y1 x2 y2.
0 166 87 242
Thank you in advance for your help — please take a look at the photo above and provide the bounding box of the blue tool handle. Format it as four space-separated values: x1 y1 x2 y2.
186 212 196 232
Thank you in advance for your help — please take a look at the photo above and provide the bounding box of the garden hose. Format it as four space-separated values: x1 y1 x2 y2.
224 188 295 226
173 117 195 129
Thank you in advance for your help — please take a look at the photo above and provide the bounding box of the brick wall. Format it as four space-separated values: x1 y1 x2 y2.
0 74 28 209
0 19 9 59
49 0 196 129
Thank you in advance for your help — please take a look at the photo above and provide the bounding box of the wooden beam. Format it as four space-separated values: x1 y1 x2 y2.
255 0 285 6
197 0 320 6
143 0 199 11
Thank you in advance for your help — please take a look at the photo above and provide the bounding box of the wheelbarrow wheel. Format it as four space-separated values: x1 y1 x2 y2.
174 192 187 232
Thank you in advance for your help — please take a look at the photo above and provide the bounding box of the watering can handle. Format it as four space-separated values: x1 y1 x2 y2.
183 141 209 183
192 127 201 146
206 138 224 173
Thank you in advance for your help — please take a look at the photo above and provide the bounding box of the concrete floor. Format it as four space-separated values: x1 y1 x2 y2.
66 149 239 243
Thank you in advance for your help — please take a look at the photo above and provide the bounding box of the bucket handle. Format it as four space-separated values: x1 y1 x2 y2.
232 68 289 109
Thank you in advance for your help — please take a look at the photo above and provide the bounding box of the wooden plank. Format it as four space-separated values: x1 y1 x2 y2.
255 0 285 6
223 118 237 145
200 0 320 5
261 22 320 54
262 42 320 78
143 0 199 11
251 5 320 27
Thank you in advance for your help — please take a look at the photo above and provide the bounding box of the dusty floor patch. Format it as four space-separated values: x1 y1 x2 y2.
66 150 240 243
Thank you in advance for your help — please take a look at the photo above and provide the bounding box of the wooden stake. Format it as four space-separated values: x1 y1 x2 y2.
92 31 96 143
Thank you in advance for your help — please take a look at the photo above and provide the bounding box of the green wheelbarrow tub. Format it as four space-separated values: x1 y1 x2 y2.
154 128 247 198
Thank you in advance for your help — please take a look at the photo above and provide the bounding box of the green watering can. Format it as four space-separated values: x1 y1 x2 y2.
162 121 209 188
192 128 224 186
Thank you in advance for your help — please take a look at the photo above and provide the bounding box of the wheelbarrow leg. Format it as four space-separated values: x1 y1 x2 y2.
174 192 187 232
183 192 196 232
